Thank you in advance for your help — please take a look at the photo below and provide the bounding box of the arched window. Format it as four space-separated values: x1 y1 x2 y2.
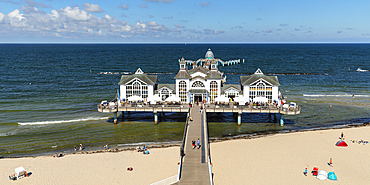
210 81 218 102
126 79 148 99
249 79 272 103
159 88 172 101
179 81 187 103
191 81 205 87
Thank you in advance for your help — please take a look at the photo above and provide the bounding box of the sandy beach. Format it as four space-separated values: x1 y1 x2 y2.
211 125 370 185
0 147 180 185
1 125 370 185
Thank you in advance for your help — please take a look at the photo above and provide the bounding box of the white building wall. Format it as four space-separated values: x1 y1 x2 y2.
148 85 154 97
243 85 250 99
120 85 126 100
272 86 279 101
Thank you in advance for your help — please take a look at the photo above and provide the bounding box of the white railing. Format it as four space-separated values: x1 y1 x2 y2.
149 175 178 185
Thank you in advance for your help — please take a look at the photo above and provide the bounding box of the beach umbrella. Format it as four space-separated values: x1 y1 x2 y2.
214 95 229 103
127 95 143 102
335 140 348 147
147 95 161 104
317 170 328 180
165 95 181 102
233 95 249 103
253 96 268 103
328 171 337 181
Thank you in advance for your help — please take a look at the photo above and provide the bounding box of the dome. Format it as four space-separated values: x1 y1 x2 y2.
205 48 214 59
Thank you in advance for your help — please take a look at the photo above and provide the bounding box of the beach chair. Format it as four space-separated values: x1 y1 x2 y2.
312 167 319 176
9 166 27 181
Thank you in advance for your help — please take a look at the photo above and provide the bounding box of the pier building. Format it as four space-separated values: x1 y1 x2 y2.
117 48 280 104
98 48 300 125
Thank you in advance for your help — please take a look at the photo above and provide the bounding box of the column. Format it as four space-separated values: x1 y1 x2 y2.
114 112 117 124
238 112 242 125
154 111 158 124
280 114 284 127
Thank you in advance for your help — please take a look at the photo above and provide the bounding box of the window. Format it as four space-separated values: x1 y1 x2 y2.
179 81 187 103
191 81 205 88
126 79 148 99
249 79 273 103
225 88 239 97
159 88 172 101
210 81 218 102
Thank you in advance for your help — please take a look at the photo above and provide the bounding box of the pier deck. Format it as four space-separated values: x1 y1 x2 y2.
179 107 211 184
97 104 300 115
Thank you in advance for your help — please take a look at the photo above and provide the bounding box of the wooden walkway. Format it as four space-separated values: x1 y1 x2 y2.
179 107 211 185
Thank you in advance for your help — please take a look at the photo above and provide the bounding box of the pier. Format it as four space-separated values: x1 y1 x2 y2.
97 103 300 125
179 107 212 184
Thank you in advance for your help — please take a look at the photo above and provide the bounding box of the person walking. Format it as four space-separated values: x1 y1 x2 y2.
197 138 200 149
304 167 307 176
192 139 196 149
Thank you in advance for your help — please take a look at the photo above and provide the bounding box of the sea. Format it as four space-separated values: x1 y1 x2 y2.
0 44 369 158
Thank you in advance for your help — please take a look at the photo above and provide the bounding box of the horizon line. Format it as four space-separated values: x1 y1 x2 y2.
1 42 370 44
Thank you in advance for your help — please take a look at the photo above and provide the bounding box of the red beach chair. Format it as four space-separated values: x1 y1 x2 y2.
312 167 319 176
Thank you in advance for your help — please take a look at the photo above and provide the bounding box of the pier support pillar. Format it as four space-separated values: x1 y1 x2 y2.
237 112 242 125
280 115 284 127
114 112 117 124
154 111 158 124
121 111 124 120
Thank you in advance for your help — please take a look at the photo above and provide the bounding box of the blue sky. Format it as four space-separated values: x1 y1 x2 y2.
0 0 370 43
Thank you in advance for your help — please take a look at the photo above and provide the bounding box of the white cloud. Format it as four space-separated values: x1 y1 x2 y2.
82 3 104 13
118 4 129 10
0 13 4 23
175 25 184 28
200 2 211 7
60 6 92 21
8 9 25 21
55 33 61 37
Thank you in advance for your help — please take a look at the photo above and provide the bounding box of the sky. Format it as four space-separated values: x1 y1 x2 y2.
0 0 370 43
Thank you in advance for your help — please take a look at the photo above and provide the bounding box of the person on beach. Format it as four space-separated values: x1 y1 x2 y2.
74 146 77 152
304 168 307 176
197 138 200 149
341 132 344 140
79 143 83 151
329 158 333 166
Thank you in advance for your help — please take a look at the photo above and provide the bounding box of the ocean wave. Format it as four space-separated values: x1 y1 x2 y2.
18 117 109 125
303 94 370 97
357 68 369 72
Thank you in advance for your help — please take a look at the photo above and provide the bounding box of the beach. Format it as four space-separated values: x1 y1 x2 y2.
1 125 370 184
0 147 180 185
211 125 370 184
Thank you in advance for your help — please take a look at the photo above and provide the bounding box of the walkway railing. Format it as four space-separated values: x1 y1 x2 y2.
204 107 213 185
178 108 190 181
206 104 301 114
149 175 178 185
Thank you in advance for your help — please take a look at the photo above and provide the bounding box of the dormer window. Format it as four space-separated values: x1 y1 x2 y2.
180 64 185 69
212 64 216 69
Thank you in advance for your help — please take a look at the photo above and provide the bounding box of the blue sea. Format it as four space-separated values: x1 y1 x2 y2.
0 44 369 157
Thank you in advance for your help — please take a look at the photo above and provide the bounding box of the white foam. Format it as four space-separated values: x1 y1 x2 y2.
303 94 370 97
357 68 369 72
18 117 109 125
